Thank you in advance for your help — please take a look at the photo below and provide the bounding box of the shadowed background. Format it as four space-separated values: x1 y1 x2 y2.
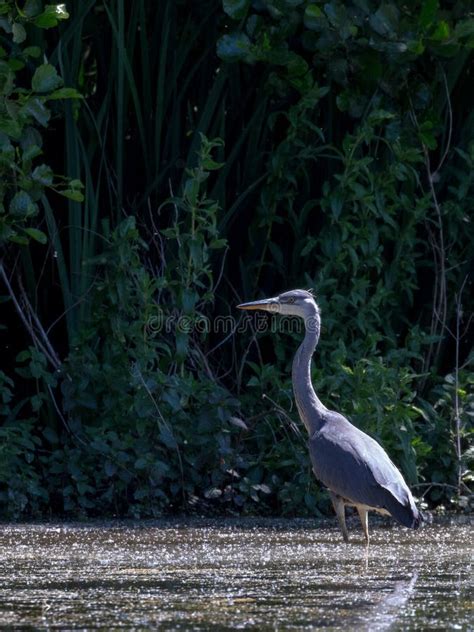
0 0 473 519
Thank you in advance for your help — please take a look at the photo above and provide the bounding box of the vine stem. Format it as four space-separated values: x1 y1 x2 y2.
409 73 453 378
432 274 471 495
0 262 61 371
453 276 468 492
424 145 447 373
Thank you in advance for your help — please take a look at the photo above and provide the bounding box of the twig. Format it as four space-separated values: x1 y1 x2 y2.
17 275 62 370
262 393 304 441
147 197 166 280
453 275 470 490
425 145 448 371
411 481 471 498
168 178 181 248
45 277 97 337
190 343 215 381
0 263 61 371
228 283 265 392
433 70 453 177
411 482 460 490
210 245 228 296
432 274 472 493
236 327 262 395
46 384 89 447
409 97 448 376
205 311 239 358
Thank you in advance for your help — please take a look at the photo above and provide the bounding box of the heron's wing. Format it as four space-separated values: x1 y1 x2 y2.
309 415 417 526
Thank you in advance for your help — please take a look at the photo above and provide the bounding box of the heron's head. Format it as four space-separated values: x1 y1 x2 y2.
237 289 318 319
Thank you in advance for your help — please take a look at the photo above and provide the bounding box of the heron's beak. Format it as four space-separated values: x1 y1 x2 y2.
237 297 279 313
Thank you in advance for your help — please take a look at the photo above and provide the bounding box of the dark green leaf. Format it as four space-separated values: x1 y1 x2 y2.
8 58 25 71
304 4 325 31
9 191 36 216
32 164 53 185
217 32 252 63
430 20 450 41
58 189 84 202
9 234 29 245
33 13 57 28
22 97 50 126
24 227 47 244
223 0 250 20
324 2 347 29
12 23 26 43
43 427 59 443
420 0 438 29
210 238 227 249
23 0 43 18
16 350 31 362
454 18 474 39
68 179 84 189
0 60 15 96
34 4 69 28
22 144 42 162
159 426 177 449
46 87 82 100
369 3 399 36
31 63 63 93
23 46 41 58
0 16 12 33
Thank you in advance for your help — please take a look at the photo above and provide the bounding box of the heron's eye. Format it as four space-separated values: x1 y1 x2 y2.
287 297 295 304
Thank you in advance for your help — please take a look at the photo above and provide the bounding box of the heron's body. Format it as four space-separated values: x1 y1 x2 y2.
238 289 422 543
310 415 421 539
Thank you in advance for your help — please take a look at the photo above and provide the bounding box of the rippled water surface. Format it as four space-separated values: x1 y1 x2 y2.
0 518 472 630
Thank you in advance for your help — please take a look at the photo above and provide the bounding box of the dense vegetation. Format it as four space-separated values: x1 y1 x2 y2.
1 0 473 519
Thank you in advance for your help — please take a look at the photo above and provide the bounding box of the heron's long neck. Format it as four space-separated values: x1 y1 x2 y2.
292 310 326 436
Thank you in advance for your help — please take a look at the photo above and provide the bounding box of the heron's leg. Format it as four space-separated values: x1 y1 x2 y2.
356 506 370 545
330 492 349 543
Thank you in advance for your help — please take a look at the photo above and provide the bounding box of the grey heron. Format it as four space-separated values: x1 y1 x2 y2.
237 289 422 543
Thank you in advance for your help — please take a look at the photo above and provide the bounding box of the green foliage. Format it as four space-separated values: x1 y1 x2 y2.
418 369 474 509
0 0 473 519
0 1 82 247
1 138 275 517
0 371 46 517
219 0 474 511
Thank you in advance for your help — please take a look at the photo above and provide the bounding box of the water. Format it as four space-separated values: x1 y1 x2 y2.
0 518 472 630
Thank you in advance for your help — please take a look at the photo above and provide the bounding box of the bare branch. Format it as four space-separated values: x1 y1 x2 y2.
0 263 61 371
17 274 62 370
262 394 304 441
433 70 453 177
